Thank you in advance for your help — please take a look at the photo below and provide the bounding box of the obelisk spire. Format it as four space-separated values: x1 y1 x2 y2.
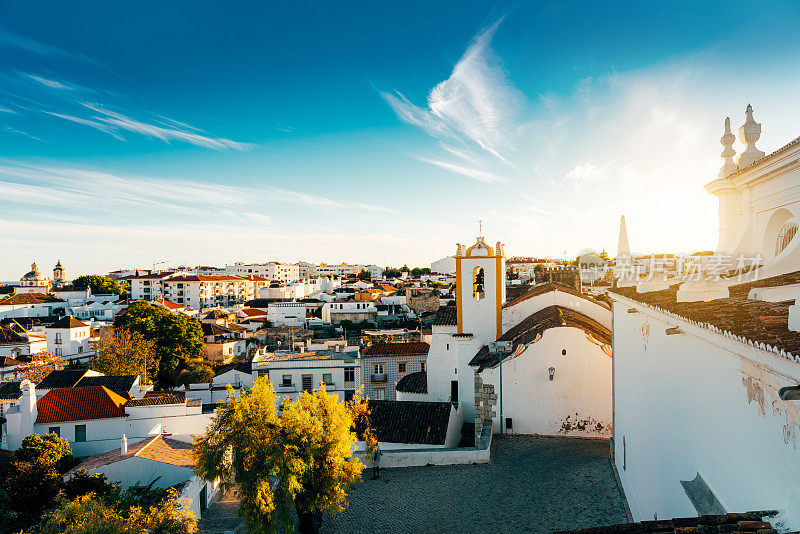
617 215 630 259
735 104 765 168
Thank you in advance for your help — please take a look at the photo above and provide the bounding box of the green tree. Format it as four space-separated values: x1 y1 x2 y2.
72 275 130 297
91 328 157 384
4 456 62 525
17 432 73 467
193 379 367 534
176 361 215 387
38 490 198 534
357 269 371 281
114 301 203 387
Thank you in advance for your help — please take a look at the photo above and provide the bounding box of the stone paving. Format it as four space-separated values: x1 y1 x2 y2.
199 435 630 534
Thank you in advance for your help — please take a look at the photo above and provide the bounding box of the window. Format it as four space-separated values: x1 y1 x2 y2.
302 374 313 392
75 424 86 442
78 346 83 354
282 375 292 387
373 388 385 400
776 222 798 256
398 362 407 374
420 361 426 372
55 348 62 358
373 363 384 374
451 380 459 403
344 368 355 382
48 427 60 437
54 333 62 344
473 266 485 301
323 373 333 385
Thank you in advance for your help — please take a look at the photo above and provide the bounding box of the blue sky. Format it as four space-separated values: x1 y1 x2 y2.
1 1 800 280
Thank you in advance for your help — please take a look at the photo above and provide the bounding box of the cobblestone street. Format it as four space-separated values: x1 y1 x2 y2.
200 435 629 534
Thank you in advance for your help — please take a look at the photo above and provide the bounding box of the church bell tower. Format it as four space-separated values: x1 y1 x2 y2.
455 236 506 344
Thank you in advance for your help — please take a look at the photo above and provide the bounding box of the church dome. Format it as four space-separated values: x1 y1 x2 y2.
21 262 45 281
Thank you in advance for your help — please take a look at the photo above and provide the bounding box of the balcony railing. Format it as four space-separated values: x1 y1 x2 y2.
276 383 296 392
371 373 387 383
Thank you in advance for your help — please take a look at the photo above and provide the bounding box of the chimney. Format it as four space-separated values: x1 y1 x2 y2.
121 434 128 456
19 380 36 437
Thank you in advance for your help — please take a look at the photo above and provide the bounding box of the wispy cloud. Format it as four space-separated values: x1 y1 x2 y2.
381 19 524 171
5 127 41 141
415 156 506 184
77 103 256 151
45 111 125 140
0 106 16 114
26 74 73 90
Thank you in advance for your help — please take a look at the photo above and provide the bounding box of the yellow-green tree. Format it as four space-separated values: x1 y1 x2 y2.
38 491 197 534
193 378 367 534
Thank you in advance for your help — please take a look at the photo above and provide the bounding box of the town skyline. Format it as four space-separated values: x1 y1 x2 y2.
3 1 800 278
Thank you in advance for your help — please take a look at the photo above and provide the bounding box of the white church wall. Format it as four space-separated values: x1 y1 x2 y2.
479 327 612 436
502 290 612 333
613 296 800 527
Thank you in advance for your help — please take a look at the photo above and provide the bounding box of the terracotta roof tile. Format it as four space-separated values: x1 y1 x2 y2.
125 395 185 407
362 342 430 356
37 369 90 390
554 511 777 534
0 327 27 345
64 435 196 477
49 316 88 329
504 281 608 309
609 270 800 355
0 381 22 400
36 386 127 424
0 293 64 306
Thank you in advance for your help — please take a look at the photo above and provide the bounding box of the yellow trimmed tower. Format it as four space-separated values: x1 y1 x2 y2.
455 236 506 344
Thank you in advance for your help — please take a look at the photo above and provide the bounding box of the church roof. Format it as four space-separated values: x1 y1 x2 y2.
609 270 800 358
504 281 608 309
721 135 800 181
469 305 611 371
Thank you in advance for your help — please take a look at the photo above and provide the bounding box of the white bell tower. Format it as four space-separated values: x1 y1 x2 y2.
455 235 506 344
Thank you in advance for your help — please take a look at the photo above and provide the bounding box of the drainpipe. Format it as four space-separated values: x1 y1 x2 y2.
499 352 503 435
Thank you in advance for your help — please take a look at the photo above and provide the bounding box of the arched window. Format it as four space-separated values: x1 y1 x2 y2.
473 266 485 301
776 222 798 256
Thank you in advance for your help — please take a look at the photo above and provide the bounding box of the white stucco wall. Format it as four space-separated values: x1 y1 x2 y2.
613 295 800 527
479 327 612 436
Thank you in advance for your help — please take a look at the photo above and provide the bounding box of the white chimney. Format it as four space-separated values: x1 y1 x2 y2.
121 434 128 456
19 380 36 437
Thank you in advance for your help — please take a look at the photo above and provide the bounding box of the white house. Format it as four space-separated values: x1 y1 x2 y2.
321 301 377 324
267 301 308 327
606 107 800 526
64 434 220 520
251 348 362 402
361 342 428 401
4 382 211 456
0 293 66 319
225 262 300 283
0 326 47 360
46 316 94 363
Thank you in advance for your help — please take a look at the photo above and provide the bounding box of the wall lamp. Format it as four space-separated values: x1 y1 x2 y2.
665 326 683 335
779 386 800 401
627 308 639 313
548 367 556 381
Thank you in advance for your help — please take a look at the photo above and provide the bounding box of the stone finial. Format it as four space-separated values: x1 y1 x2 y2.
719 117 738 178
735 104 765 168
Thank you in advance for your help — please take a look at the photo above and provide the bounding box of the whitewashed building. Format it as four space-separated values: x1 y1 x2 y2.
251 348 361 402
608 106 800 526
431 256 457 275
225 262 300 283
46 316 94 363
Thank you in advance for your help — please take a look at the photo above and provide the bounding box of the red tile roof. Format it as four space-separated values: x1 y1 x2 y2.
64 435 195 477
35 386 127 424
49 316 88 329
0 293 64 306
504 281 608 309
240 308 267 317
362 342 430 356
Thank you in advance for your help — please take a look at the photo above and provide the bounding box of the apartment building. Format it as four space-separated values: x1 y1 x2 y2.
129 272 269 309
224 262 300 283
315 263 363 277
